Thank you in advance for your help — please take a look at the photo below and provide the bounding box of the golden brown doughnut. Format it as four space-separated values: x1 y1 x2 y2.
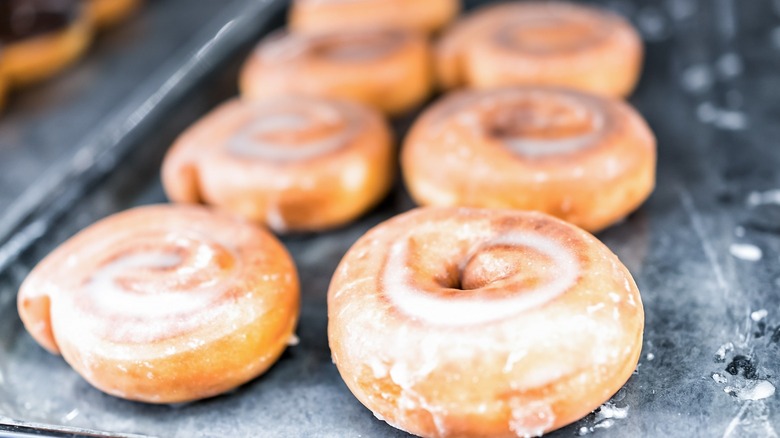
162 96 394 233
240 28 432 116
329 207 644 437
436 1 643 98
289 0 460 35
84 0 142 29
18 205 300 403
0 0 92 88
402 87 656 232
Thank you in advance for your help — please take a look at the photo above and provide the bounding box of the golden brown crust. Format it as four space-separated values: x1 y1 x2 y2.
239 28 432 115
85 0 142 29
401 87 656 232
0 17 91 88
17 204 300 403
328 207 644 437
289 0 460 35
435 1 643 97
162 96 395 232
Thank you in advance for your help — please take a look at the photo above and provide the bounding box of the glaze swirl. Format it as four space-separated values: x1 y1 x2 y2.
163 96 394 232
328 207 644 437
436 1 643 97
402 87 656 232
18 205 300 403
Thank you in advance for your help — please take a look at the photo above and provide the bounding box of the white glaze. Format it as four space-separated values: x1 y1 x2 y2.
382 231 580 326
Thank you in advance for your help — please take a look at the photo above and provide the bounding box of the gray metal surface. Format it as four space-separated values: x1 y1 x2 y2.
2 0 780 437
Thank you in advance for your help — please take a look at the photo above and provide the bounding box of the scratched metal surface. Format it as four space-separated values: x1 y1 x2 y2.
2 0 780 437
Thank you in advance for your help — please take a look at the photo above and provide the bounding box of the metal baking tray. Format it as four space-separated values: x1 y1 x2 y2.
3 0 780 436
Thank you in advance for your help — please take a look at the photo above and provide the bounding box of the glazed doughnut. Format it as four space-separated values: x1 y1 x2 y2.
240 28 432 115
436 1 643 98
0 74 7 111
328 207 644 437
162 96 394 233
402 87 656 232
0 0 91 87
17 205 300 403
84 0 142 29
289 0 460 35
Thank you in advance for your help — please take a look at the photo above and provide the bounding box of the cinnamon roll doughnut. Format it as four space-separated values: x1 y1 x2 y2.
328 207 644 437
436 2 643 98
239 28 432 115
162 96 394 233
17 205 300 403
84 0 142 29
0 0 91 87
402 87 656 232
289 0 460 35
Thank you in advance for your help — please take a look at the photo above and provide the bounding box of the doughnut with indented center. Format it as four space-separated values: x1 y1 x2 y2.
289 0 460 35
328 207 644 437
436 1 643 98
402 87 656 232
17 205 300 403
162 96 394 233
239 28 432 115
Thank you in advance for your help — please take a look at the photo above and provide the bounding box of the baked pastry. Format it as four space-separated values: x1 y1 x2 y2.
329 207 644 437
0 0 91 87
289 0 460 35
240 28 431 115
84 0 142 29
0 74 7 110
17 205 300 403
436 1 643 97
402 87 656 232
162 96 394 233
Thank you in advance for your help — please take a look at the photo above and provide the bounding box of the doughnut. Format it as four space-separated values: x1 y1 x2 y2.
239 28 432 116
289 0 460 35
435 1 643 98
0 0 92 88
401 87 656 232
84 0 142 29
17 205 300 403
162 96 394 233
328 207 644 437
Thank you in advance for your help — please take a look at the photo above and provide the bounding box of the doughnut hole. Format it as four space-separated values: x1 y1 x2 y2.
485 97 599 143
460 244 556 291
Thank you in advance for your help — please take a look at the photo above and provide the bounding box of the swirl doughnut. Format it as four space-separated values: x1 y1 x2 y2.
289 0 460 35
0 0 91 87
162 96 394 233
84 0 142 29
436 1 643 98
239 28 432 116
17 205 300 403
402 87 656 232
328 207 644 437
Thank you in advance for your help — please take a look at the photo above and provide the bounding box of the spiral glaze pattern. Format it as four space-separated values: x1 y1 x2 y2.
436 1 643 97
240 28 432 115
402 87 656 232
328 207 644 437
162 96 393 232
18 205 300 403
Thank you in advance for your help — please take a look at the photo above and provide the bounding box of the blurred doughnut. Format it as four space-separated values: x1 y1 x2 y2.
402 87 656 232
163 96 394 233
84 0 142 29
240 28 432 115
436 1 643 97
0 0 91 87
290 0 460 35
